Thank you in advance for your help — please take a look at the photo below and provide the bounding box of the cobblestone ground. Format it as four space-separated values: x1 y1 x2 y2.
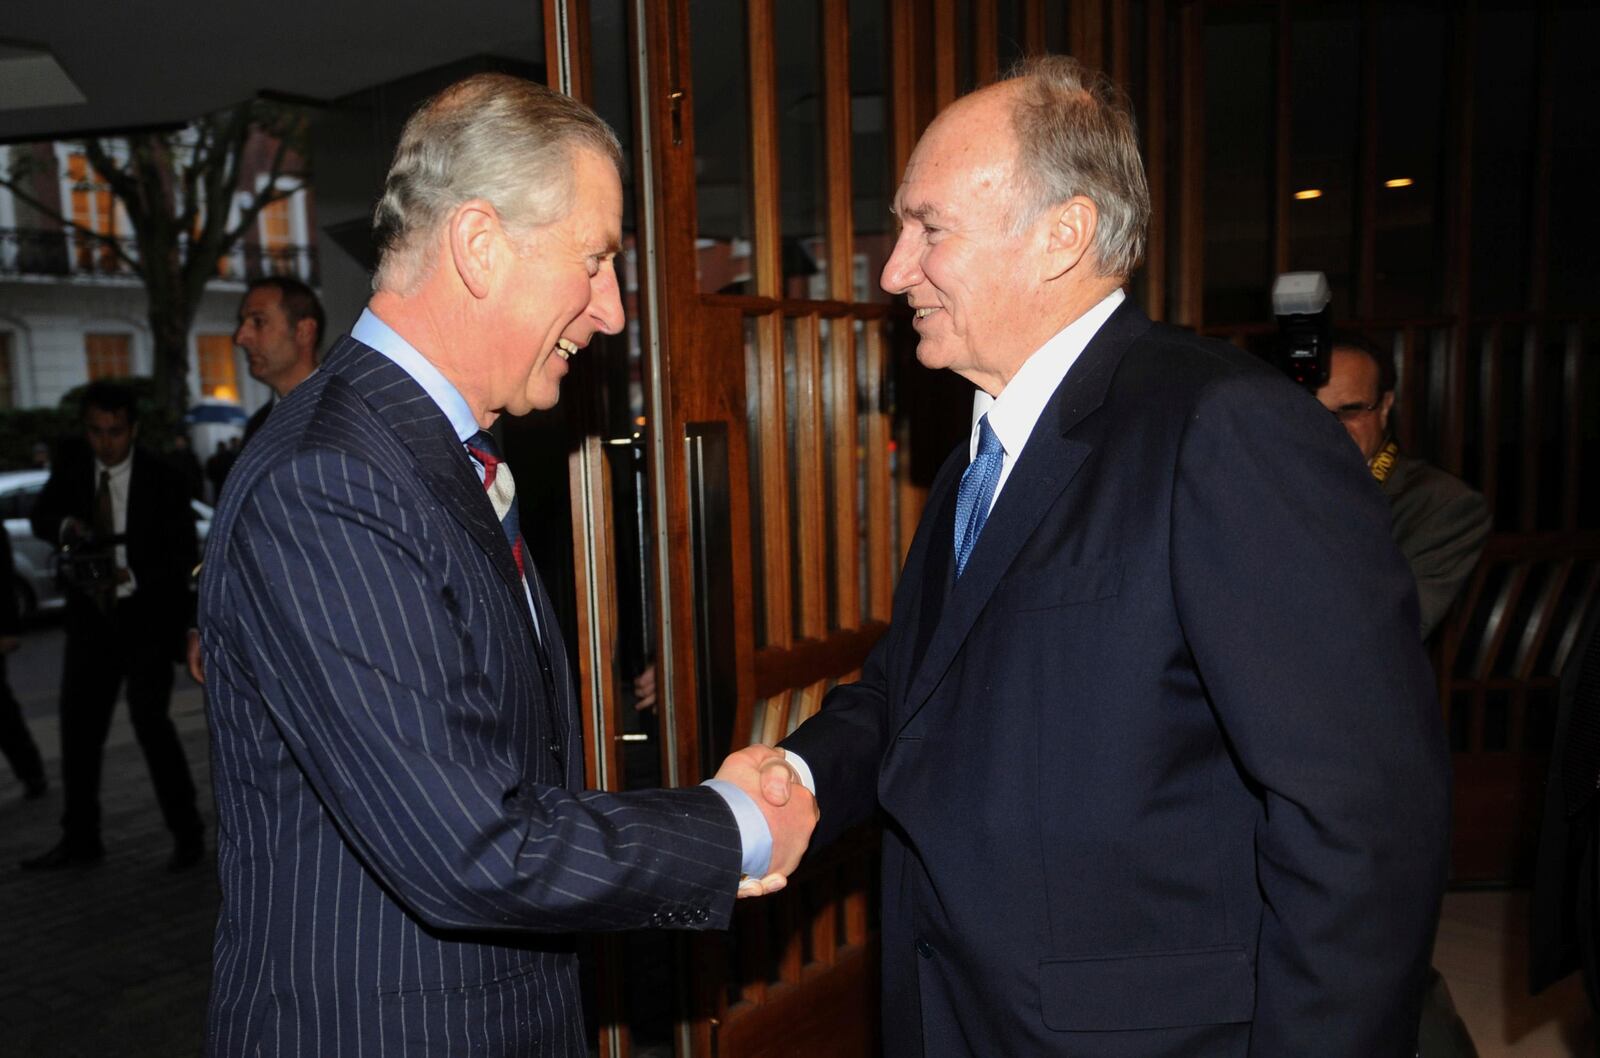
0 627 216 1058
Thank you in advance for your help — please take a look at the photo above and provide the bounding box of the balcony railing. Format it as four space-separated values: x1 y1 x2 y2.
0 227 319 285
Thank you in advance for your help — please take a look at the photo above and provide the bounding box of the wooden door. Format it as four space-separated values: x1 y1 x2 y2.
545 2 1088 1053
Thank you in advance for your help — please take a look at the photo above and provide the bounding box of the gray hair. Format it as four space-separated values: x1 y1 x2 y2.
371 73 622 292
1000 56 1150 278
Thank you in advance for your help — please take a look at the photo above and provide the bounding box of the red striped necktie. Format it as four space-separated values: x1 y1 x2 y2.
466 430 524 577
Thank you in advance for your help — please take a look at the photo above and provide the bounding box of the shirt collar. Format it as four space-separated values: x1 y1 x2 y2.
971 288 1125 461
352 307 480 445
95 453 133 480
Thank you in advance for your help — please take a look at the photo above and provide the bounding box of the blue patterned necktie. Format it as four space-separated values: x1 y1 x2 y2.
953 414 1004 578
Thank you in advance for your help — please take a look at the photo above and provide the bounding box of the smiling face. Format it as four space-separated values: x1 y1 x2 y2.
491 147 626 415
879 88 1056 395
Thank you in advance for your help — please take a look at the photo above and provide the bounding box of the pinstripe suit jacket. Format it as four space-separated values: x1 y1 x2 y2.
200 335 742 1057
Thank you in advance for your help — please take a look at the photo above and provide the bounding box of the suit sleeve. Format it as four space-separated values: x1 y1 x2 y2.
1400 480 1491 639
217 448 743 934
0 528 19 636
780 634 892 849
1169 371 1450 1057
30 462 75 545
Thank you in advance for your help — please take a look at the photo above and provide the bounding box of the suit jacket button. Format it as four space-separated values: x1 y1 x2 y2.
547 738 562 755
650 912 663 927
915 938 935 959
694 908 709 923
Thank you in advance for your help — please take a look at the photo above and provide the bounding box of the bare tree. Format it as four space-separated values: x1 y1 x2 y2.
0 99 311 419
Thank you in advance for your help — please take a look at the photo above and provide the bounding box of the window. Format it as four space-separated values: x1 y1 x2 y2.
65 152 122 273
196 334 239 400
84 333 131 379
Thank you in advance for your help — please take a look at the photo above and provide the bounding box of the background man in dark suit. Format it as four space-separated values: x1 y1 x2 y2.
20 381 203 871
1315 335 1491 639
235 274 322 443
773 56 1451 1056
197 74 813 1057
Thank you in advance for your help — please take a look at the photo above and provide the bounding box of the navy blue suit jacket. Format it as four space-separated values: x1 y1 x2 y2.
783 302 1451 1057
200 336 742 1057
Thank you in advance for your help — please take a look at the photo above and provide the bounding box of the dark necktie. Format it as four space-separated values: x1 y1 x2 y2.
953 414 1004 578
464 430 557 709
94 469 115 540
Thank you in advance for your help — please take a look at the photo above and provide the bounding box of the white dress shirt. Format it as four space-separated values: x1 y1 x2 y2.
783 288 1127 802
93 454 136 599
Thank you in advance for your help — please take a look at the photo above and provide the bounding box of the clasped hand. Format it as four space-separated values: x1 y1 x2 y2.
713 744 817 899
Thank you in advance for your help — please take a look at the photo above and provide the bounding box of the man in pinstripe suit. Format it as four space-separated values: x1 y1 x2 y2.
197 74 814 1057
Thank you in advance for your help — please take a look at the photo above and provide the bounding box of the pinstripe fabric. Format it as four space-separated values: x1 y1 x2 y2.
200 337 742 1057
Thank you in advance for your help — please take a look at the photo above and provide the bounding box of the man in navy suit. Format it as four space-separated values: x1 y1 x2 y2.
198 74 813 1056
774 56 1450 1056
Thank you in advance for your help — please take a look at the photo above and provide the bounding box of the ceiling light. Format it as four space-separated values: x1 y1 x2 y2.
1293 189 1323 201
1384 177 1415 189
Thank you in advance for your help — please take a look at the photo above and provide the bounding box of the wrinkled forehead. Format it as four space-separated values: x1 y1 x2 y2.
895 91 1020 214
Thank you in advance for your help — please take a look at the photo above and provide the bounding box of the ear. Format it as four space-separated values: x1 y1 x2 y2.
293 316 317 349
447 199 504 300
1377 389 1396 435
1040 196 1098 282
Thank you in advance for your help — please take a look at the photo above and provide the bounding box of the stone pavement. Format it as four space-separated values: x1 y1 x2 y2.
0 624 216 1057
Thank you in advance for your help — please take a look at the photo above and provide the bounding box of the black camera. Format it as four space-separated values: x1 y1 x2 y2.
57 537 120 596
1271 272 1333 390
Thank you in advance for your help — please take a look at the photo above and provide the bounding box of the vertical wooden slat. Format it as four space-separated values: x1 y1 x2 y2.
570 437 625 793
1528 3 1556 314
1444 5 1475 478
934 2 959 109
822 0 855 304
974 0 1000 85
1176 0 1204 328
1516 560 1573 681
1109 0 1131 89
1397 326 1420 454
543 0 594 101
1272 0 1291 278
1563 324 1583 531
794 314 829 640
1023 0 1046 55
748 0 783 297
1071 0 1104 68
1478 324 1501 519
810 868 839 967
1520 324 1541 531
1143 0 1167 321
831 322 862 629
864 321 894 621
756 312 793 646
1356 0 1378 317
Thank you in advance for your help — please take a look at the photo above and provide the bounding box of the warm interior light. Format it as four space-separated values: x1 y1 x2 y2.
1293 189 1323 201
1384 177 1415 189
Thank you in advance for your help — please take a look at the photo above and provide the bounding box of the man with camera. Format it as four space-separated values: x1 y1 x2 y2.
1314 334 1490 640
19 381 204 872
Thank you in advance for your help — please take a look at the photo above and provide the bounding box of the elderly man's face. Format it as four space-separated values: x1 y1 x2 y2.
1315 347 1394 462
879 88 1048 395
496 147 625 414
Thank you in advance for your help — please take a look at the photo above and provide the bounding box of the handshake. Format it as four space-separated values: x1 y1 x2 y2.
712 744 818 900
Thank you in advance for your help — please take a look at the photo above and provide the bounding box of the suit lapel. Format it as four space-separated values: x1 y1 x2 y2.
895 300 1151 731
324 337 539 646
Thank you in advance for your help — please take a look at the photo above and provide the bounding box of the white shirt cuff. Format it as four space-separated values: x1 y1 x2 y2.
701 778 772 877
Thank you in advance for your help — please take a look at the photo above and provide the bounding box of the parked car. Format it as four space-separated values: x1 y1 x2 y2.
0 468 212 620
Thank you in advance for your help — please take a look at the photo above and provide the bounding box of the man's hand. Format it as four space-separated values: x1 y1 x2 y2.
186 628 204 684
714 744 816 898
